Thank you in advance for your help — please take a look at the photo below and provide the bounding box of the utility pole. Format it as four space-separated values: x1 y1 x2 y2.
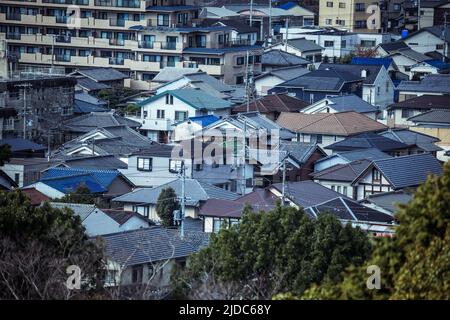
180 160 186 239
444 12 449 62
417 0 421 30
23 87 26 139
268 0 273 45
281 157 286 205
249 0 253 28
285 17 289 51
51 35 55 70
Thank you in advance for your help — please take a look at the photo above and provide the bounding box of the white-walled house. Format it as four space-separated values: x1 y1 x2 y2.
270 38 324 63
172 115 220 142
130 88 232 143
403 26 450 59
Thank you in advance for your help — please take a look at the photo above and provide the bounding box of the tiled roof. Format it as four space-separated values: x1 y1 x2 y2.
22 188 50 205
280 141 323 165
0 138 46 152
358 153 443 189
213 19 258 33
152 67 200 83
318 63 382 85
351 57 393 69
378 41 409 53
42 167 120 189
62 112 141 133
187 115 220 127
101 226 208 266
76 77 111 91
306 197 395 223
287 38 324 52
276 111 387 136
325 132 410 152
102 208 150 226
380 129 442 152
40 173 107 194
113 179 239 206
364 191 413 214
271 180 347 208
75 68 128 82
74 100 110 114
391 48 431 62
408 109 450 124
262 49 310 67
232 93 309 113
311 159 372 182
330 148 392 162
49 202 97 221
317 94 378 113
397 74 450 94
199 198 245 218
63 155 128 169
387 95 450 110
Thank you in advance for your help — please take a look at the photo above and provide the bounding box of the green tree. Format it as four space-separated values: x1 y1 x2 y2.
156 187 179 227
172 204 371 299
302 161 450 300
0 190 105 299
59 184 96 204
0 144 11 166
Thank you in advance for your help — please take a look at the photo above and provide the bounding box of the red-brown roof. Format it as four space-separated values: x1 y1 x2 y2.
22 188 51 206
232 93 309 113
387 95 450 110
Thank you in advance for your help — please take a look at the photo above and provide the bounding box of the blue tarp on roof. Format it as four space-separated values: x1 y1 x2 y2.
42 168 120 189
351 57 393 70
40 174 107 194
188 115 220 127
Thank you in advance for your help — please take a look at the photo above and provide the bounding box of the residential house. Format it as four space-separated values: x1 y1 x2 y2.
210 20 259 45
313 148 392 172
28 167 134 200
376 41 410 57
254 66 310 95
269 38 324 63
59 155 128 170
269 69 364 103
0 157 60 187
100 226 208 290
150 67 200 88
351 153 443 200
402 26 450 60
324 132 412 156
112 178 239 222
0 169 17 191
133 88 233 142
311 159 372 199
300 94 379 120
396 74 450 102
69 68 129 94
386 95 450 127
101 208 153 232
0 138 46 158
232 93 309 121
379 128 443 156
276 111 387 152
388 48 432 78
53 126 157 163
74 92 110 115
409 60 450 80
318 63 395 109
21 188 50 206
360 190 414 216
277 2 315 26
351 57 398 79
409 109 450 161
61 111 141 141
198 7 240 20
419 2 450 29
172 115 220 142
262 49 310 72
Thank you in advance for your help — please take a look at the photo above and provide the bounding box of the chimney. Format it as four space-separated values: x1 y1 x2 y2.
361 69 367 78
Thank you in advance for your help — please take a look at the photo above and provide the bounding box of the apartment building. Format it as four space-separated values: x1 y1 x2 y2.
319 0 380 33
0 0 262 88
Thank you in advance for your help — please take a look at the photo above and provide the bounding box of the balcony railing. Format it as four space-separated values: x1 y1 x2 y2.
109 38 125 46
138 41 154 49
42 0 74 3
6 33 21 40
6 13 21 20
109 57 124 65
109 18 126 27
54 35 72 43
55 54 71 62
55 15 68 23
95 0 141 8
161 42 177 50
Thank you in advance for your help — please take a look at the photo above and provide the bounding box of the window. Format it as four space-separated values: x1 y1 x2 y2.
315 134 322 144
393 4 401 11
377 86 381 95
355 3 365 11
175 111 188 122
236 75 244 85
326 1 333 7
341 40 347 48
213 217 224 233
137 157 152 171
157 14 169 26
324 41 334 47
14 173 20 184
343 186 348 196
408 42 418 46
339 2 345 8
331 185 336 191
157 109 165 119
337 185 341 193
246 178 253 188
169 159 182 173
401 109 413 119
131 266 143 284
436 44 444 50
355 20 367 29
336 19 345 26
373 169 381 182
195 163 203 171
236 56 245 65
360 40 376 47
133 205 149 217
165 94 173 105
325 19 332 25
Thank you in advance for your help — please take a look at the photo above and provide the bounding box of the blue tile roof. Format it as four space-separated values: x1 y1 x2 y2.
41 167 120 189
40 173 107 194
74 100 110 114
366 153 443 189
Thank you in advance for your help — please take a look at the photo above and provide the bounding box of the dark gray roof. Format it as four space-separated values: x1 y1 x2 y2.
63 155 128 169
113 179 239 206
280 141 324 165
391 48 431 62
406 25 450 43
130 144 174 158
408 109 450 124
62 112 141 133
378 41 409 53
337 148 392 161
319 94 378 113
364 191 413 214
277 69 362 91
213 19 258 33
271 180 347 208
287 38 324 52
379 129 442 152
101 226 208 266
262 49 310 67
311 159 372 182
360 153 443 189
76 77 111 91
0 138 45 152
49 202 97 221
387 95 450 110
319 63 382 85
325 132 410 152
306 197 395 223
397 74 450 94
74 68 128 82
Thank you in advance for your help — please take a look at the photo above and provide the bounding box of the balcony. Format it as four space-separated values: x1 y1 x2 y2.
6 33 21 40
54 35 72 43
109 18 126 27
128 117 172 131
138 41 154 49
109 38 125 46
55 15 68 24
161 42 177 50
109 57 125 65
94 0 141 8
55 54 72 62
5 13 21 21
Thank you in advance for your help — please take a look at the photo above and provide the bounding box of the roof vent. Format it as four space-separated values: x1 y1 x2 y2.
361 69 367 78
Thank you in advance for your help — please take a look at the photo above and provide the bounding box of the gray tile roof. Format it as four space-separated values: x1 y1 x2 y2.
152 67 200 83
363 153 443 189
408 109 450 124
280 141 323 165
75 68 128 82
101 226 209 266
397 74 450 94
334 148 392 162
62 112 141 133
379 129 442 152
319 63 382 85
325 132 410 152
378 41 409 53
320 94 378 113
287 38 324 52
49 202 97 221
364 191 413 214
271 180 347 208
387 95 450 110
112 178 239 206
391 48 431 62
63 155 128 169
76 77 111 91
262 49 310 67
312 159 372 182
